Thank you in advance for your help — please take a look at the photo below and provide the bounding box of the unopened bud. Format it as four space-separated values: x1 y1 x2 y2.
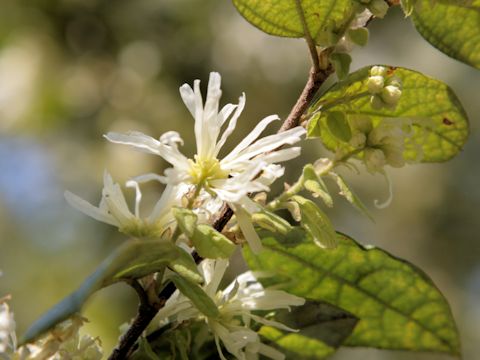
350 132 367 148
381 85 402 105
364 148 387 173
370 65 387 77
367 75 385 94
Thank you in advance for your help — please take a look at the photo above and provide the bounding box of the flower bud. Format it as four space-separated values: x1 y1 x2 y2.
350 132 367 148
381 85 402 105
370 65 387 77
350 115 373 134
364 148 387 173
367 75 385 94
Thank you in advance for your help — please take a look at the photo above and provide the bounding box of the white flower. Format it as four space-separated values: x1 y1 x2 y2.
65 170 181 238
105 72 306 251
157 259 305 360
0 302 16 356
15 316 103 360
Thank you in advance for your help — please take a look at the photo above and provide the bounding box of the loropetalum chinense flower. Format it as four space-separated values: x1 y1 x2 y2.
65 171 182 238
156 259 305 360
0 301 16 357
105 72 306 251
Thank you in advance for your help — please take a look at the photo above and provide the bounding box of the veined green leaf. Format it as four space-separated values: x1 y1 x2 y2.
260 300 358 359
232 0 356 46
302 164 333 207
22 240 189 344
170 274 220 319
329 172 373 220
308 66 469 162
412 0 480 69
291 195 337 249
244 231 461 355
192 225 237 259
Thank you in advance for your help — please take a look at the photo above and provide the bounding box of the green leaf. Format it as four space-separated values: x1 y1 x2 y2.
21 240 185 344
244 231 461 355
232 0 356 46
260 300 358 359
330 53 352 80
192 225 237 259
302 164 333 207
252 209 295 235
170 274 220 319
412 0 480 69
326 111 352 142
308 65 469 162
169 247 204 284
173 207 197 238
347 27 369 47
291 195 337 249
329 172 373 220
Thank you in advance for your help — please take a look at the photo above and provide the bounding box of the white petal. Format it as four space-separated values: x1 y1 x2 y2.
160 131 184 146
179 83 196 118
148 183 176 224
254 147 302 165
104 131 163 156
248 314 298 333
131 173 168 184
126 180 142 218
214 93 246 156
105 131 190 169
218 103 237 127
102 171 135 225
223 114 279 163
205 259 229 297
235 206 263 253
255 343 286 360
64 191 118 226
223 126 305 166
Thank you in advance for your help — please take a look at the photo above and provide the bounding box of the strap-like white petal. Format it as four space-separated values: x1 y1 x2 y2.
104 131 163 155
214 93 246 157
235 206 263 254
64 191 118 226
222 114 279 163
223 126 305 166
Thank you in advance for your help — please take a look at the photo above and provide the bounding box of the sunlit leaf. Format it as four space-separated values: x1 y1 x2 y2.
302 164 333 207
170 274 219 319
308 66 469 162
290 196 337 249
244 231 461 355
412 0 480 69
192 225 237 259
232 0 355 46
260 300 358 359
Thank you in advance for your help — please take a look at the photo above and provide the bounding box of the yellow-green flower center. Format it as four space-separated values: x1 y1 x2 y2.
188 156 228 186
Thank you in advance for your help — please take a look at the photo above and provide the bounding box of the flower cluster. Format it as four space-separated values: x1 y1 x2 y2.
66 72 305 252
1 281 102 360
367 66 403 109
156 260 305 360
14 316 103 360
0 301 16 357
349 116 409 174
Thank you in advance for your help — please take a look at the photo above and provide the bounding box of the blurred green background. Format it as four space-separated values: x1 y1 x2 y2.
0 1 479 359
